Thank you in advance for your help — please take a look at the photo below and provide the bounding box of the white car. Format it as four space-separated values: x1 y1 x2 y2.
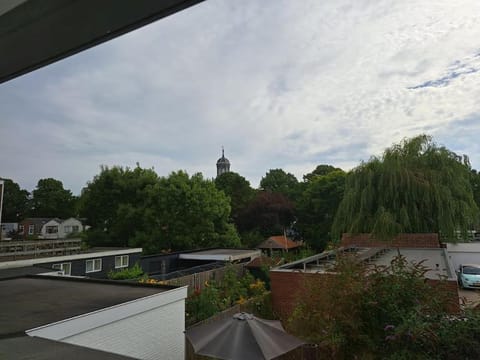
457 264 480 289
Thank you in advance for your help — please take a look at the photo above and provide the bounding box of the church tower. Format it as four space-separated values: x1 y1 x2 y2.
216 147 230 177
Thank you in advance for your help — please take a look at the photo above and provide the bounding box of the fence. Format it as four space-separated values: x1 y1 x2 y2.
163 262 246 295
0 238 82 260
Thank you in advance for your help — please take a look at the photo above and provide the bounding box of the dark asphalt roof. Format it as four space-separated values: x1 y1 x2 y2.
0 336 137 360
0 276 169 338
0 266 50 280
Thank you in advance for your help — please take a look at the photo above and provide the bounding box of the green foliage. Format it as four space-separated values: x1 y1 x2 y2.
297 169 346 250
332 135 479 242
215 172 255 221
30 178 77 218
108 263 144 280
282 247 316 263
130 171 240 253
79 166 240 252
185 266 268 325
303 164 343 182
79 165 159 247
287 252 476 359
260 169 300 202
0 178 30 222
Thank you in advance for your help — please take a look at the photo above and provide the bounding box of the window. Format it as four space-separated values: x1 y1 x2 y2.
28 224 34 235
115 255 129 269
86 258 102 273
52 262 71 276
18 225 24 234
46 226 58 234
65 225 80 234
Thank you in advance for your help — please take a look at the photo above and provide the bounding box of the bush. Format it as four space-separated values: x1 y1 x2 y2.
185 266 268 325
287 252 471 359
108 263 144 280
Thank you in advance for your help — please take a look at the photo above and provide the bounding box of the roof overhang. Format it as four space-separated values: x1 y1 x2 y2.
0 0 205 84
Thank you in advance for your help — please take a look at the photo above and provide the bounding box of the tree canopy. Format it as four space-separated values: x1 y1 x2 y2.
0 178 30 222
79 165 159 247
214 171 255 222
303 164 342 182
79 166 240 252
332 135 479 241
129 171 240 253
297 169 346 250
30 178 77 218
260 169 300 201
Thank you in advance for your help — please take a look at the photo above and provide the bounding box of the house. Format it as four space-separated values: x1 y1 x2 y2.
40 217 84 239
257 235 302 256
0 222 17 239
0 248 143 279
270 233 459 319
0 275 187 360
17 218 51 239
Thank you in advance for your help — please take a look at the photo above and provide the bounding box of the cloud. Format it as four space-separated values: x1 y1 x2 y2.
2 0 480 193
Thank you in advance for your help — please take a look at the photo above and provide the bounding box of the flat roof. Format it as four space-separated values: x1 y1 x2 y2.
370 248 455 280
272 247 456 280
446 243 480 253
0 248 142 270
179 248 261 262
0 336 137 360
0 276 170 338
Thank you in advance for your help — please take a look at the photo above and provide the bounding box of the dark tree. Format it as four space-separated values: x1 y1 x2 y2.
297 169 346 250
237 191 295 238
0 178 30 222
260 169 300 202
30 178 76 218
215 172 255 222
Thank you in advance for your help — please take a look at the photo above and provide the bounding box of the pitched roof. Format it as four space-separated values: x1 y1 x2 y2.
257 236 301 250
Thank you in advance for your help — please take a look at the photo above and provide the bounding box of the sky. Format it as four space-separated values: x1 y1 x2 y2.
2 0 480 195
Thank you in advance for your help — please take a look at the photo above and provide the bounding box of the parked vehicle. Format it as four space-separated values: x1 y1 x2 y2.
457 264 480 289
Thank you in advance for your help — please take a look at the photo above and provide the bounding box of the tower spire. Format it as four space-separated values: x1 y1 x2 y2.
216 146 230 177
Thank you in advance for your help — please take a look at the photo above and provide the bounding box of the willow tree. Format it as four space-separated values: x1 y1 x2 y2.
332 135 479 241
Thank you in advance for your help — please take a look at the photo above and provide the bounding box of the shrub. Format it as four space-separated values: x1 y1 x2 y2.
287 252 469 359
108 263 143 280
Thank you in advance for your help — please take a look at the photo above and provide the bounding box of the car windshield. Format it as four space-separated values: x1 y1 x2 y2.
462 266 480 275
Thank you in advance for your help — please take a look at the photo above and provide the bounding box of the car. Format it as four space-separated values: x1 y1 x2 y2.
457 264 480 289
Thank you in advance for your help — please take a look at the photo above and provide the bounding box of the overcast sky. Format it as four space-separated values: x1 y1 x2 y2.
2 0 480 195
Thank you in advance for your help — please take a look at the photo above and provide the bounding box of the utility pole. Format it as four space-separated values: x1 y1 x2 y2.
0 180 4 241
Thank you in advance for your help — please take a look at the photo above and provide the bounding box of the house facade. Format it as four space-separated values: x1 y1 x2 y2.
0 248 143 279
17 218 50 239
40 217 84 239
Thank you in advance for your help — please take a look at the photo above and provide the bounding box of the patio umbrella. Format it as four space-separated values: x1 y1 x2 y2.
185 312 305 360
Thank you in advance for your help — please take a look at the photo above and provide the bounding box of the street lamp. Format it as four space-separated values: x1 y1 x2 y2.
0 179 4 241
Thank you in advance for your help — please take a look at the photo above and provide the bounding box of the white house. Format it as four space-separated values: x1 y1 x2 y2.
40 218 84 239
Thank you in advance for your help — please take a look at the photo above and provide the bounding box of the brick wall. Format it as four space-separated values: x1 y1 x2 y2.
270 270 460 319
341 233 440 248
270 271 326 319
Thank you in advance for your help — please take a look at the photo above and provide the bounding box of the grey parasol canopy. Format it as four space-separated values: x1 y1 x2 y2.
185 312 305 360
